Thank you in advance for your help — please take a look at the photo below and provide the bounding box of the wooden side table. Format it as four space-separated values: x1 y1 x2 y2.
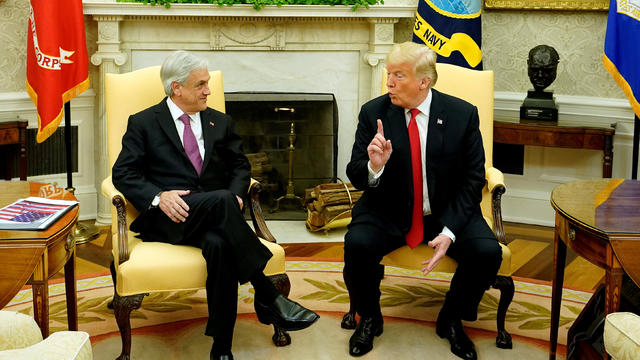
0 181 79 338
0 121 28 180
549 179 640 359
494 120 615 178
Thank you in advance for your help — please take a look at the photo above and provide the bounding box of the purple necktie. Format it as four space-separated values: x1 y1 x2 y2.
179 113 203 175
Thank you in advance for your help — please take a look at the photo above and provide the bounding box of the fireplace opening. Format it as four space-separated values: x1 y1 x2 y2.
226 92 338 219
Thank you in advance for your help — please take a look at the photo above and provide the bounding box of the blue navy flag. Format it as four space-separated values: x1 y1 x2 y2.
412 0 482 69
603 0 640 118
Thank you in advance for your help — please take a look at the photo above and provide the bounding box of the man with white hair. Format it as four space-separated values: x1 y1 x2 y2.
112 50 318 360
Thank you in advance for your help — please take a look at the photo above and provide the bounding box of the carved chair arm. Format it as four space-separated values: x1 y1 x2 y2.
485 167 507 244
101 176 131 264
249 178 276 243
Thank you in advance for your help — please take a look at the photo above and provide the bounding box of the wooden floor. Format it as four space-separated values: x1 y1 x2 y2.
61 220 604 291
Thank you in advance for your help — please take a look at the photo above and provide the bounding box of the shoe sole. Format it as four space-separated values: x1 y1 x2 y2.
255 302 320 331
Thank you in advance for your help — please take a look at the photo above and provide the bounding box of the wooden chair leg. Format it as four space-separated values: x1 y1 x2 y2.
268 273 292 346
493 275 514 349
112 292 147 360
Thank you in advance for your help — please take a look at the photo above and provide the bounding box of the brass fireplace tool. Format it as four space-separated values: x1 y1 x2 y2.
271 107 304 212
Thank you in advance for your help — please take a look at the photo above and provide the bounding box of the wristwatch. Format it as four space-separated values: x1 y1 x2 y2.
150 192 162 208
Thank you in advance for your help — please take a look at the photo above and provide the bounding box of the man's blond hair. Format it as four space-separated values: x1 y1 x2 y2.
386 42 438 87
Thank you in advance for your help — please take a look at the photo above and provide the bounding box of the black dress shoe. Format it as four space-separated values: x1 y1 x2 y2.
349 316 383 357
436 312 477 360
254 294 319 331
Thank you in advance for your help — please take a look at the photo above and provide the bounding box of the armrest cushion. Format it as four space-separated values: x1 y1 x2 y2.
486 167 505 193
101 176 126 204
605 312 640 360
0 311 43 351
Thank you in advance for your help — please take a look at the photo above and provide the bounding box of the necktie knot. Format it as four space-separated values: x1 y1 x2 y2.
409 108 420 119
179 113 191 126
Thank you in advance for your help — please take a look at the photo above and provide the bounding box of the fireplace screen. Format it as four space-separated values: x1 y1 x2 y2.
226 92 337 219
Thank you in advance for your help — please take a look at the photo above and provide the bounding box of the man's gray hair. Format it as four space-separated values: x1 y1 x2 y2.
160 51 209 96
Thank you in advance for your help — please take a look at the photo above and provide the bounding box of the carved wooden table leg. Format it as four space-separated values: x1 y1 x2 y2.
31 250 49 338
549 223 567 360
64 245 78 331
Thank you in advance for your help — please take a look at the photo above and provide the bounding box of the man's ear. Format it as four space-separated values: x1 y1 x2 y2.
420 77 431 90
171 81 181 97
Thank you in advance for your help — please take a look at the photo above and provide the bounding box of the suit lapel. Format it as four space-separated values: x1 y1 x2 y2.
385 103 414 189
201 109 216 173
426 89 446 201
427 89 445 161
156 99 186 157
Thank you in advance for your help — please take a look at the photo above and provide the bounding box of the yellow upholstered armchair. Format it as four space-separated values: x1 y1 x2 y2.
102 66 291 360
342 63 514 349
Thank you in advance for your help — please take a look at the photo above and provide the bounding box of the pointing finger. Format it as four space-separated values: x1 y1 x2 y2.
377 119 384 137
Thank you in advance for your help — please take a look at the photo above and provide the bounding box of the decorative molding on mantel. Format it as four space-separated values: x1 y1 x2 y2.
82 0 417 19
0 90 96 119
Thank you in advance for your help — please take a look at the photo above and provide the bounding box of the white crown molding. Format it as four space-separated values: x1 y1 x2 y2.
82 0 417 19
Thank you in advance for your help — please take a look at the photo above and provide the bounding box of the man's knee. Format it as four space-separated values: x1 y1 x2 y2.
200 232 228 260
344 228 370 256
476 239 502 270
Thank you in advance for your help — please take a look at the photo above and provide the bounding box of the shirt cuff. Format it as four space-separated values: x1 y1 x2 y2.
367 161 384 187
439 226 456 243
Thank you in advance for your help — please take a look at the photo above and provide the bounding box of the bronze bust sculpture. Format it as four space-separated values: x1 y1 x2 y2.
521 45 560 121
528 45 560 93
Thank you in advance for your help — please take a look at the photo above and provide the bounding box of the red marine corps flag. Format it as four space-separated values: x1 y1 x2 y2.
26 0 89 143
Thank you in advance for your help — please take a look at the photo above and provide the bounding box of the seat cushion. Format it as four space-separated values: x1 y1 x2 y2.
604 312 640 360
381 242 512 276
0 331 92 360
115 235 286 296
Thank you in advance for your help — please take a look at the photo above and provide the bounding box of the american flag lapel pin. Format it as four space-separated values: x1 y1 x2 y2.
437 118 443 125
209 121 215 127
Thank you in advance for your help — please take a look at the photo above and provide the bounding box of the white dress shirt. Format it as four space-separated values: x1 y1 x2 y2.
367 89 456 242
166 97 205 159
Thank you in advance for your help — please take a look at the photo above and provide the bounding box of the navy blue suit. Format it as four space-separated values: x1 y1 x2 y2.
344 90 502 321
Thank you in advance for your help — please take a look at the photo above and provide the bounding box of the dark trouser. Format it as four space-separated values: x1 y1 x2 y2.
343 213 502 321
134 189 273 350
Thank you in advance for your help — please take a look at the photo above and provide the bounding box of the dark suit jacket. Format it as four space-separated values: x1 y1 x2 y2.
112 98 251 230
347 89 486 238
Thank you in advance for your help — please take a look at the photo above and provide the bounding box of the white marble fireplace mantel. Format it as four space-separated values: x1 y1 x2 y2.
83 0 416 224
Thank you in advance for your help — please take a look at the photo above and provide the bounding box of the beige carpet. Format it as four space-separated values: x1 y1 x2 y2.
7 260 588 359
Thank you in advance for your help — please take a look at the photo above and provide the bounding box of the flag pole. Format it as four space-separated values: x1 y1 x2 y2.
633 115 639 180
64 101 99 244
64 102 73 189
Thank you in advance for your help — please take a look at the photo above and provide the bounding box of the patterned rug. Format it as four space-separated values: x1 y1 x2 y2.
6 260 588 359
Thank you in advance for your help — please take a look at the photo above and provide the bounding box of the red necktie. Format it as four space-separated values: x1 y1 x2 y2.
406 108 423 249
179 113 203 175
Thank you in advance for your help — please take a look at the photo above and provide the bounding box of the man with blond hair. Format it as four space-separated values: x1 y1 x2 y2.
343 42 502 360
